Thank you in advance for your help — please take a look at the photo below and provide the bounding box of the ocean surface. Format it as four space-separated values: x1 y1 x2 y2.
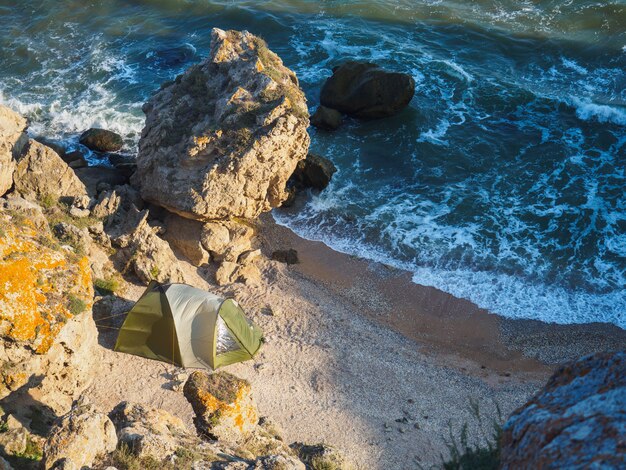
1 0 624 328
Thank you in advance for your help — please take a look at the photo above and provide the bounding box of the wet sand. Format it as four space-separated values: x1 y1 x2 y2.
258 213 626 379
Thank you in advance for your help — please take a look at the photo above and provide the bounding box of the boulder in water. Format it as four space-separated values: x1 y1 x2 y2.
136 28 310 221
320 61 415 119
79 128 123 152
310 105 343 130
289 153 337 192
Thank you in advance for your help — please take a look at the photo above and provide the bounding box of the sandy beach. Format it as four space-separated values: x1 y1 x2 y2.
84 214 626 469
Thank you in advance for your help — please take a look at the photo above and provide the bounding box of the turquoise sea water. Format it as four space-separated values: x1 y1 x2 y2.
1 1 624 327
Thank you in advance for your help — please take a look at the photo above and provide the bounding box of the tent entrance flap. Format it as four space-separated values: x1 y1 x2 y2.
114 282 263 370
212 298 264 369
216 316 242 354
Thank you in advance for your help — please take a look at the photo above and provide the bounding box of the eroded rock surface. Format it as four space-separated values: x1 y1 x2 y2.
500 351 626 469
112 206 185 285
0 211 97 424
42 400 117 470
136 28 310 221
184 371 259 443
13 140 88 202
109 401 209 461
0 105 28 197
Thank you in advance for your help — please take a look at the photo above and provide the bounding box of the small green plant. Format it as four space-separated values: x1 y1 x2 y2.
6 210 28 227
310 455 342 470
94 276 122 295
440 399 503 470
106 444 162 470
173 447 216 468
14 436 43 461
46 205 100 230
291 443 345 470
104 443 212 470
0 420 8 433
150 265 160 279
38 193 58 209
67 294 87 315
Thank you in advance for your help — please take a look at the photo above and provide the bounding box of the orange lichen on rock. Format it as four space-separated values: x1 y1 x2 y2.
0 215 93 353
184 371 259 441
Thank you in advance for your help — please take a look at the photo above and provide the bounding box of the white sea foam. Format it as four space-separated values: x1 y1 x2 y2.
1 82 143 148
561 57 588 75
418 119 451 145
569 97 626 126
275 209 626 329
411 266 626 328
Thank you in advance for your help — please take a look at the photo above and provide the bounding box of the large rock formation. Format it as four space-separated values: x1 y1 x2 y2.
13 140 88 202
320 61 415 119
136 28 310 221
0 106 28 197
109 401 211 461
42 400 117 470
111 206 185 285
0 208 97 417
500 351 626 469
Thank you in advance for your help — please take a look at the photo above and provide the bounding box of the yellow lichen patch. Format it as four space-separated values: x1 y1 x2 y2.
73 256 94 310
195 380 256 434
0 215 92 354
232 384 258 433
185 371 259 438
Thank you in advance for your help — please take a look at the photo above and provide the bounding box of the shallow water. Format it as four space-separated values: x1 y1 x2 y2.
1 0 624 327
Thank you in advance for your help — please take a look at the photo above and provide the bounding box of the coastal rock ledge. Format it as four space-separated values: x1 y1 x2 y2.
500 351 626 469
136 28 310 221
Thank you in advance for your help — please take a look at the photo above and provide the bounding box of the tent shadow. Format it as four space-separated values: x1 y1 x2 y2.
92 293 135 350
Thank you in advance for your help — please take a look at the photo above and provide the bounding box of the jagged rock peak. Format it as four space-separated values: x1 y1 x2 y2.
136 28 310 221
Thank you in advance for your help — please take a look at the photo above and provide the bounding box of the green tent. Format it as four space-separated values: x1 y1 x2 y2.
114 281 263 369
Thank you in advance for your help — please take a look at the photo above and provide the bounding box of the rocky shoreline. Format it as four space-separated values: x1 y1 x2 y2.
0 27 624 470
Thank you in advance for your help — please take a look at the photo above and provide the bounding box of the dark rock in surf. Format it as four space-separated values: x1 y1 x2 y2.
64 150 88 169
79 128 123 152
310 105 343 130
320 61 415 119
289 153 336 192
